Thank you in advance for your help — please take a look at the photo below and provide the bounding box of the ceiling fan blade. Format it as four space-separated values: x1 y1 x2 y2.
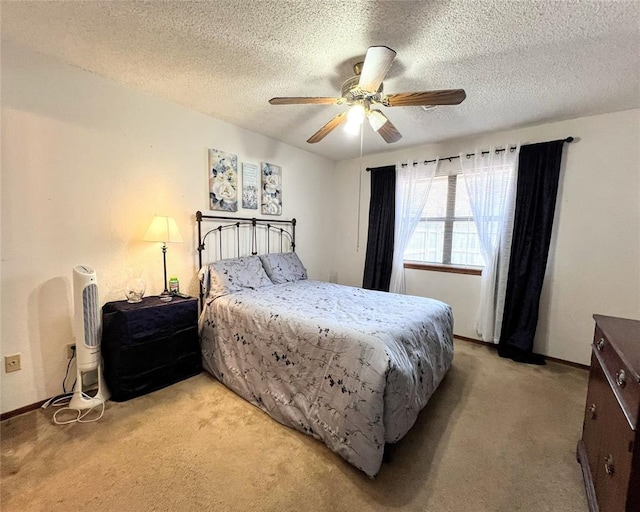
384 89 466 107
358 46 396 92
307 112 348 143
269 97 341 105
367 109 402 143
378 120 402 144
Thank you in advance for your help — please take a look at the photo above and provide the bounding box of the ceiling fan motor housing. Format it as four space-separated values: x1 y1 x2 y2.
341 75 383 104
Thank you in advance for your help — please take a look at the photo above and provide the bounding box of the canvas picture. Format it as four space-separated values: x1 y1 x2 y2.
242 163 259 210
261 162 282 216
208 148 238 212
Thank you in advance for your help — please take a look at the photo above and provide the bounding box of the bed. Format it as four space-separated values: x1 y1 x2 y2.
196 212 454 477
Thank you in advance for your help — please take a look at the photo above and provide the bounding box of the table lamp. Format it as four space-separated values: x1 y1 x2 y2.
143 215 183 297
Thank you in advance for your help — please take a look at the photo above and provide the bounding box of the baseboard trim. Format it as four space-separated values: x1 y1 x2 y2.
1 398 49 422
453 334 589 370
454 334 487 345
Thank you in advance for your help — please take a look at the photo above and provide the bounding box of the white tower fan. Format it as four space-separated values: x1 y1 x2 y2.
70 265 109 410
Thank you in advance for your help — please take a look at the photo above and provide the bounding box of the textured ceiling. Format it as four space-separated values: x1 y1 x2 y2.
2 1 639 161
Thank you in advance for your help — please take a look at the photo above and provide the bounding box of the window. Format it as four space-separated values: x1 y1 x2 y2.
404 173 484 267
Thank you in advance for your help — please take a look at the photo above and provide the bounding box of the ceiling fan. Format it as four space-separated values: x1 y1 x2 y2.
269 46 466 144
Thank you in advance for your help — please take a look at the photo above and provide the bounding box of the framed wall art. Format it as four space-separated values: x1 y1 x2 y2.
261 162 282 216
208 148 238 212
242 162 259 210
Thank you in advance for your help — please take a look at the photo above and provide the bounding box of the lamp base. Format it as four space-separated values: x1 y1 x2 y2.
159 243 172 301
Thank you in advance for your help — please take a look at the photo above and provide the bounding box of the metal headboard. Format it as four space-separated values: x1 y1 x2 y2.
196 211 296 304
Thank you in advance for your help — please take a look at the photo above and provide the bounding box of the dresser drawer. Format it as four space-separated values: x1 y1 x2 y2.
593 389 635 512
593 325 640 429
582 353 611 481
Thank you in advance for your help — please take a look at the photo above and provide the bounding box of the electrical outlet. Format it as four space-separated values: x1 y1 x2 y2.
5 354 21 373
66 344 76 359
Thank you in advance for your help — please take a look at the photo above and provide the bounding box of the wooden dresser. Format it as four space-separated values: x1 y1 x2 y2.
577 314 640 512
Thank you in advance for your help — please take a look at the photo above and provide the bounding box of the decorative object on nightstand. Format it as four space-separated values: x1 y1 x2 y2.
101 295 201 401
124 277 146 303
143 215 183 299
577 314 640 512
169 276 179 294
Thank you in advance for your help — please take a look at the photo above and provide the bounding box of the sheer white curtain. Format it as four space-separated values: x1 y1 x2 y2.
460 145 520 343
389 159 439 294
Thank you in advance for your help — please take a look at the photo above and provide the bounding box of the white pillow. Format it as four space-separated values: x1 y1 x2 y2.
259 252 307 284
199 255 272 299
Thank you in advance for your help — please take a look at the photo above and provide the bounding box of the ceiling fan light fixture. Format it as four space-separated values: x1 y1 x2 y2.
367 109 388 132
344 104 365 135
346 103 365 124
344 118 362 136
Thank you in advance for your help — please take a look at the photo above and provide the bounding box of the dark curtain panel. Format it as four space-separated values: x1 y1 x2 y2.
498 140 566 364
362 165 396 291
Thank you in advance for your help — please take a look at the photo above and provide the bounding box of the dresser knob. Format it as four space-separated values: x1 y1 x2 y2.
596 338 605 351
604 454 615 475
616 369 627 388
588 404 597 419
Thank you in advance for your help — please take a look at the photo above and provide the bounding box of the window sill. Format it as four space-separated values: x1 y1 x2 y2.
403 261 483 276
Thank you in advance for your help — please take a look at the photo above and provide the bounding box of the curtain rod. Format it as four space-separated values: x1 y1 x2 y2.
366 137 574 171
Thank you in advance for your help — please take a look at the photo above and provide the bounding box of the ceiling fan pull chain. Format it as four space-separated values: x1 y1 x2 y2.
356 123 364 252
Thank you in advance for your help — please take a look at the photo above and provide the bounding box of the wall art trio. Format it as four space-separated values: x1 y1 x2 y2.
208 148 282 216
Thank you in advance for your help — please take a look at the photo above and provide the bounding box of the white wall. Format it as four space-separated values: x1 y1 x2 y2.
332 109 640 365
2 43 638 415
0 43 335 414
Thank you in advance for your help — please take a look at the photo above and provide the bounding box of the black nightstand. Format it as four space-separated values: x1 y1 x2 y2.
102 296 201 401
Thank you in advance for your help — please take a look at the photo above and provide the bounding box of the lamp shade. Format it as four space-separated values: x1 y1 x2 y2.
143 216 183 244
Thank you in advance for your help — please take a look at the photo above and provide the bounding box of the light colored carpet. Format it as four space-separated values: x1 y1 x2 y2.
1 340 589 512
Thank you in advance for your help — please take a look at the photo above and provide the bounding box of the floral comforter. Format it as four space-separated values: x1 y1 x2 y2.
199 280 454 477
